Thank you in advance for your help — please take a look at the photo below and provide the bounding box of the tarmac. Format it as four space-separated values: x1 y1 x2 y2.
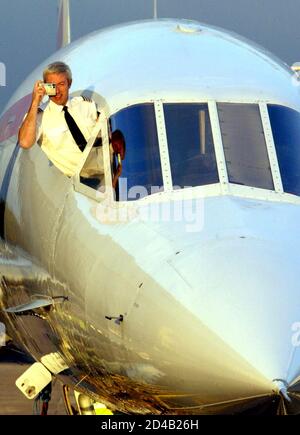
0 343 66 415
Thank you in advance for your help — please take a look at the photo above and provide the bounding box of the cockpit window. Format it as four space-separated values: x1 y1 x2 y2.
268 105 300 197
110 104 163 201
217 103 274 190
164 103 219 188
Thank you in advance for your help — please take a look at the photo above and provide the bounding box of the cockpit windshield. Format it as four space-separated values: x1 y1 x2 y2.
110 104 163 201
164 103 219 188
79 101 300 202
217 103 274 190
268 104 300 197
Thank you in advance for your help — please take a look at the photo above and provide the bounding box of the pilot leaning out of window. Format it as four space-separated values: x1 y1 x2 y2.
18 61 99 177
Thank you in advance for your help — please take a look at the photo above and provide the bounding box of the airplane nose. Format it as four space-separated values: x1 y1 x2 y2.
163 234 300 412
85 198 300 413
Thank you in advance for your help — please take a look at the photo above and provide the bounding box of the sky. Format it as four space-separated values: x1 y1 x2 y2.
1 0 300 113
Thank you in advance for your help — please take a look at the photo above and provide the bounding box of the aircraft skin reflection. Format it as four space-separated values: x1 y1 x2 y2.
1 2 300 415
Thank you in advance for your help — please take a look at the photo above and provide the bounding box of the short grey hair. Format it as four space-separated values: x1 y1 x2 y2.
43 61 72 82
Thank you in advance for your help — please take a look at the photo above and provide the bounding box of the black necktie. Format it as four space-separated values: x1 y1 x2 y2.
63 106 87 152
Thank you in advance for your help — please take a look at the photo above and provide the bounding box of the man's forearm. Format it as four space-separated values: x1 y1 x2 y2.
18 101 39 149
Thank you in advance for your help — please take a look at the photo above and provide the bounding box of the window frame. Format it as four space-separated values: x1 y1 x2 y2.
162 101 220 190
212 100 288 201
216 102 275 192
266 103 300 197
109 102 165 202
72 98 300 205
73 111 113 202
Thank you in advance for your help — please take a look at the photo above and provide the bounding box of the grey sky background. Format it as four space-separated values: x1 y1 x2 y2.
1 0 300 113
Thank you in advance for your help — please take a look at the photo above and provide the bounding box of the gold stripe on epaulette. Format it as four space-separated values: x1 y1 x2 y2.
82 96 92 102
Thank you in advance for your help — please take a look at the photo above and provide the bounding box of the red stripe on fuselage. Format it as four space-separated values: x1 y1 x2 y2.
0 94 32 143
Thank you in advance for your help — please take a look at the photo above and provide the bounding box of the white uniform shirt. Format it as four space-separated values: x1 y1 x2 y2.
36 97 98 176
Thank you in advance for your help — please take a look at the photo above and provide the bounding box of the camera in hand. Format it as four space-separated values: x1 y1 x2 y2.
42 83 56 96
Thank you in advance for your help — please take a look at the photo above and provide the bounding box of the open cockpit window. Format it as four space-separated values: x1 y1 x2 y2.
217 103 274 190
109 104 163 201
79 130 105 191
268 105 300 197
164 103 219 189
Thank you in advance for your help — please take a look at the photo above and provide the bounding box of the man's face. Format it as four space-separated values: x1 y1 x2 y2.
44 72 71 106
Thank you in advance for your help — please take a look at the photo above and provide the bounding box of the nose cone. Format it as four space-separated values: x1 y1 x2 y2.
169 235 300 389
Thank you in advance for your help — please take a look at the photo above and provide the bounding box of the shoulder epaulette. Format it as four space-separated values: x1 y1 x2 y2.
82 95 93 102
